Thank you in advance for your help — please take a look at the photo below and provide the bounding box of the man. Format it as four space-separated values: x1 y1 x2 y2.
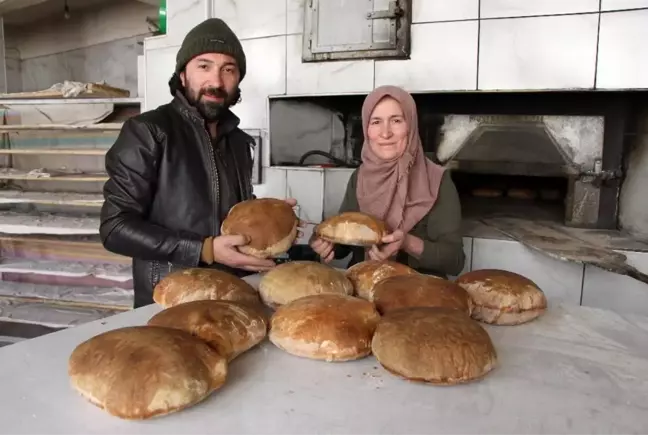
100 18 292 308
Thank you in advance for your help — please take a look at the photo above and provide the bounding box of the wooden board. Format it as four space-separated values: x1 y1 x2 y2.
0 190 104 206
0 82 130 100
0 170 108 182
481 217 648 286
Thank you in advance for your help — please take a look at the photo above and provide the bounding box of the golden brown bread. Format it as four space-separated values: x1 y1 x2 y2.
153 268 260 308
454 269 548 325
147 300 268 361
269 293 380 361
221 198 298 258
371 307 497 385
472 188 503 198
372 274 473 316
68 326 227 420
507 188 537 200
345 260 418 301
315 211 387 246
258 261 353 308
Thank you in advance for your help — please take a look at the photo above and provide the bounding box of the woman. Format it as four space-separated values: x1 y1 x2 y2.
310 85 465 278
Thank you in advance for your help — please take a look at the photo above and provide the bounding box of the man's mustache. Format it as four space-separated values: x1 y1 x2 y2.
199 87 228 100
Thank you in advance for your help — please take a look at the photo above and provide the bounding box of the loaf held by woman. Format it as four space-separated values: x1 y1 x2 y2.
310 85 465 278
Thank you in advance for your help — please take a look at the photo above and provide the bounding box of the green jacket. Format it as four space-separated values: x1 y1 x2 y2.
333 167 466 278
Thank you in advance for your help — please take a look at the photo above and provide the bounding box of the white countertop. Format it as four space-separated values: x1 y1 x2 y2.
1 274 648 434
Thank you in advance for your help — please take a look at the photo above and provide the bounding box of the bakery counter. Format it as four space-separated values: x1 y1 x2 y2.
1 274 648 434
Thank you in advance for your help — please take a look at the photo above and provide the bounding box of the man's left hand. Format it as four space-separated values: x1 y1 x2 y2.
283 197 306 240
368 230 405 261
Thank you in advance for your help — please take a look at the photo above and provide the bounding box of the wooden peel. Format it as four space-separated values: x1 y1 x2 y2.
480 217 648 286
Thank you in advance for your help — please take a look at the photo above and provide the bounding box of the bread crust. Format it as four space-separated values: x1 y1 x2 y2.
371 307 497 384
315 212 387 246
153 268 260 308
221 198 299 258
454 269 548 325
147 300 268 361
258 261 353 308
373 274 473 316
345 260 418 301
68 326 227 419
269 293 380 362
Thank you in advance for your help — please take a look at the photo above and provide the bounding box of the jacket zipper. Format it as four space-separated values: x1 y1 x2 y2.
200 124 220 236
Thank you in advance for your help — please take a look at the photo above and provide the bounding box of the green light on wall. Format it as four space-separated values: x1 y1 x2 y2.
159 0 167 34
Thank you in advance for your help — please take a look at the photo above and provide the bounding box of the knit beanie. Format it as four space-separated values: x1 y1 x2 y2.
175 18 246 81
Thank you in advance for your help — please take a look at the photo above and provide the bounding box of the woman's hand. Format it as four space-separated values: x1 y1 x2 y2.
368 230 405 261
310 235 335 263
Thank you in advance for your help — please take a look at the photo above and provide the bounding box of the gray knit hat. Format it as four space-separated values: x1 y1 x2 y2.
175 18 246 80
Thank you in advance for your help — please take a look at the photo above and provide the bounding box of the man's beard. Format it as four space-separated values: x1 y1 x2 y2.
185 85 238 122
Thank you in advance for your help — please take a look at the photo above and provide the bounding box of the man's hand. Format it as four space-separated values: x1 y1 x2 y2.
368 230 405 262
283 197 306 240
212 235 276 272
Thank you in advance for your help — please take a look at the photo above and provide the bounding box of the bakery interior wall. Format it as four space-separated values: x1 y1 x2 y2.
3 0 157 96
142 0 648 315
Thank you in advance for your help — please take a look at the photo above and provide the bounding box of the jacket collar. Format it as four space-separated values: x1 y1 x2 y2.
172 90 241 136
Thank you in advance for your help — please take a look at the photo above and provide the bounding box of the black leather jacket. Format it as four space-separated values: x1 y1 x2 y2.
100 94 255 308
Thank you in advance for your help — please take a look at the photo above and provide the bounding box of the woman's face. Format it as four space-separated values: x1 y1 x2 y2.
366 96 409 161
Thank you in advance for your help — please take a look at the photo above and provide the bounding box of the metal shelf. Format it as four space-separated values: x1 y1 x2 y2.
0 148 107 155
0 123 123 132
0 97 142 106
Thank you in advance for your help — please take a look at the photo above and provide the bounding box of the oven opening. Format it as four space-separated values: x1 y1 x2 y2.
451 171 568 223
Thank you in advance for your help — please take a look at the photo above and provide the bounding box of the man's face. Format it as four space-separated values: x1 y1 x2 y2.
180 53 241 121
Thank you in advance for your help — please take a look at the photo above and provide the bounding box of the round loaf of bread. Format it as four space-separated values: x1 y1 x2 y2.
269 293 380 361
372 307 497 385
373 274 473 316
153 268 260 308
507 188 537 200
454 269 548 325
345 260 418 301
221 198 298 258
258 261 353 308
472 187 503 198
315 211 387 246
147 300 268 361
68 326 227 419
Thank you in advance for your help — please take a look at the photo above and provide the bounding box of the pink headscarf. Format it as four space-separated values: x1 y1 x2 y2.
356 85 446 234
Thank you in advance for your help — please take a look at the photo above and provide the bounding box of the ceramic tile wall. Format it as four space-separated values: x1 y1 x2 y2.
581 251 648 316
601 0 648 10
596 9 648 89
480 0 599 18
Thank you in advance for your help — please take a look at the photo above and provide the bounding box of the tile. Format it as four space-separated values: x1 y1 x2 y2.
596 9 648 89
478 14 599 90
252 167 287 198
471 238 584 306
231 36 286 129
412 0 479 22
601 0 648 11
449 237 474 280
145 45 179 111
212 0 286 40
323 169 354 218
286 169 324 224
286 34 374 95
480 0 600 18
582 251 648 316
287 0 306 34
375 21 478 91
166 0 209 46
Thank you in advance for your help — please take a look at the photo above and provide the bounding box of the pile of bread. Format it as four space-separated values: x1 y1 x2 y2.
67 198 548 420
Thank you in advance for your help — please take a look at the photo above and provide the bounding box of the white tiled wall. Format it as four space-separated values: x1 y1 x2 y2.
480 0 599 18
478 14 599 90
601 0 648 10
596 9 648 89
143 45 179 112
581 251 648 316
286 34 374 95
412 0 479 22
374 21 479 91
